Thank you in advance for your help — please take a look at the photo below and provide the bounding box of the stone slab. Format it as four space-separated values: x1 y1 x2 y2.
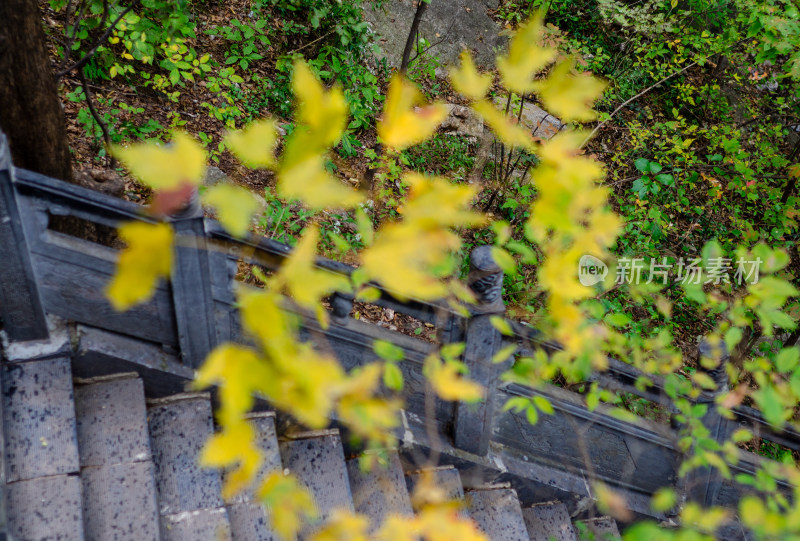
575 516 621 540
7 474 84 540
3 357 80 481
523 501 577 541
81 461 160 541
227 501 280 541
279 431 354 539
466 487 529 541
347 450 413 529
224 412 281 505
75 375 151 467
160 507 232 541
148 394 224 515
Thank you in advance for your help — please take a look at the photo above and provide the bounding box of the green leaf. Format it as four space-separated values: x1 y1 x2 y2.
604 313 631 327
373 339 404 362
631 177 647 197
383 362 404 392
503 396 529 413
525 405 539 425
492 343 518 364
356 286 381 302
491 246 518 275
634 158 649 172
651 488 676 512
655 173 674 186
490 316 514 336
753 385 786 428
732 428 752 443
724 327 743 352
506 240 537 264
647 161 663 174
752 244 790 273
441 342 466 360
775 348 800 372
533 395 554 415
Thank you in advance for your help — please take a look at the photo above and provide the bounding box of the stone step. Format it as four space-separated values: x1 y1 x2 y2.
346 450 413 530
223 411 283 541
3 357 83 539
522 501 577 541
465 486 529 541
574 516 622 540
148 393 231 541
3 358 80 481
279 429 354 539
405 465 467 507
6 474 84 540
75 373 160 541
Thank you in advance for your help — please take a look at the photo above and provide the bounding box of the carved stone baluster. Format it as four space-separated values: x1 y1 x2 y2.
684 338 731 508
453 246 507 456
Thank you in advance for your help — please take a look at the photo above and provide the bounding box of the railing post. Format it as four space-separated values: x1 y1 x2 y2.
453 246 506 456
685 338 731 507
169 201 219 368
0 131 49 342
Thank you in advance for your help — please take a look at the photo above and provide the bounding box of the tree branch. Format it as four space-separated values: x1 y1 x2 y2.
582 61 698 147
57 0 139 79
400 0 430 73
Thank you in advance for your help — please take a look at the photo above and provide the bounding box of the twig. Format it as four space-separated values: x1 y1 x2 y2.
57 0 140 78
400 0 430 73
61 0 89 69
582 61 698 147
285 30 335 56
79 67 116 168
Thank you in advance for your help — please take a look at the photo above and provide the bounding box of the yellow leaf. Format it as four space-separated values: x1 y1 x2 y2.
311 510 370 541
362 226 458 300
424 354 483 402
238 289 298 353
375 514 422 541
336 364 401 446
202 183 261 237
106 222 174 311
263 343 345 428
448 50 492 101
594 482 632 522
651 487 677 512
273 226 352 323
293 59 348 148
273 59 361 210
378 74 448 151
259 471 317 541
362 174 483 300
113 131 206 190
200 420 261 500
278 153 363 210
496 14 556 93
471 100 535 151
399 173 485 227
225 119 279 169
194 344 263 416
416 506 489 541
533 60 606 122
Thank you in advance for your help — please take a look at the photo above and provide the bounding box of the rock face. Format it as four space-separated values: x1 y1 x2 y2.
440 104 484 139
363 0 506 68
493 96 563 139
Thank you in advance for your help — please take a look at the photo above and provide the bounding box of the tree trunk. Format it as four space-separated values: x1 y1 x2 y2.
400 0 430 73
0 0 72 182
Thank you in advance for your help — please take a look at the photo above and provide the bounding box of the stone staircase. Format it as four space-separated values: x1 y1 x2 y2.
2 357 622 540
